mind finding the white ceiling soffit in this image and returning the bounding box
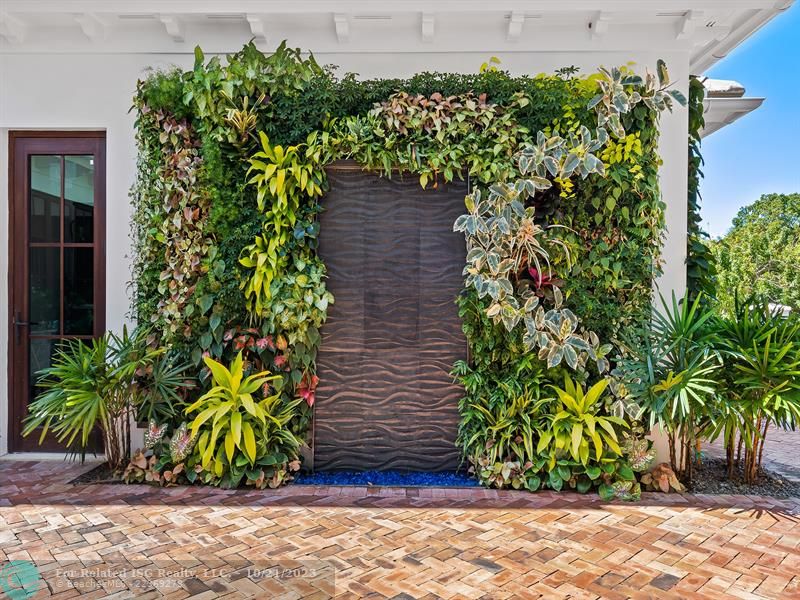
[0,0,794,73]
[701,96,764,137]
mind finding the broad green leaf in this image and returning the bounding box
[230,411,242,446]
[242,421,257,464]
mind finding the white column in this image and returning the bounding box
[650,51,690,465]
[654,52,690,300]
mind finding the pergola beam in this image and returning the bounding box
[507,11,525,42]
[421,13,435,43]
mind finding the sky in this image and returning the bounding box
[700,2,800,238]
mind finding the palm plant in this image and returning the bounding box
[22,327,186,472]
[614,293,720,485]
[713,299,800,483]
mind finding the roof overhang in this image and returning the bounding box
[0,0,793,71]
[699,78,764,137]
[701,96,764,137]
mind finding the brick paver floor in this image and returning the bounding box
[2,460,800,599]
[706,427,800,483]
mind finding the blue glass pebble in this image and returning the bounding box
[295,470,479,487]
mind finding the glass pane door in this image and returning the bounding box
[28,154,97,411]
[10,134,105,452]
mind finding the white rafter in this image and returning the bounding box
[675,9,702,39]
[0,0,792,75]
[333,13,349,43]
[159,15,184,42]
[246,14,267,43]
[75,12,107,41]
[589,11,609,39]
[507,11,525,42]
[421,12,435,43]
[0,1,789,14]
[0,12,26,44]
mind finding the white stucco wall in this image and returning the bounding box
[0,48,689,456]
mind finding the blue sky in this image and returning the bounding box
[700,2,800,238]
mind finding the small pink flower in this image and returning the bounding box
[273,354,287,369]
[301,389,315,407]
[256,337,269,350]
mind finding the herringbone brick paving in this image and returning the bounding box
[2,460,800,599]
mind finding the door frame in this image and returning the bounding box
[7,131,106,452]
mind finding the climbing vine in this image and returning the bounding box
[686,75,717,301]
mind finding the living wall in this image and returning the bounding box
[128,42,683,492]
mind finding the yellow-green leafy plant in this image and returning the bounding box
[247,132,324,225]
[240,132,326,313]
[222,91,265,146]
[538,377,628,467]
[184,353,303,488]
[536,377,635,498]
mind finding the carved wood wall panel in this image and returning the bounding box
[313,166,467,471]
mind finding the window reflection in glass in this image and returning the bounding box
[64,247,94,335]
[65,155,94,243]
[30,155,61,243]
[29,247,60,334]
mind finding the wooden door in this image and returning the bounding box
[313,165,467,471]
[8,132,106,452]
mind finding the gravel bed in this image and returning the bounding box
[689,457,800,498]
[70,462,123,484]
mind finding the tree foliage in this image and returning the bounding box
[712,193,800,314]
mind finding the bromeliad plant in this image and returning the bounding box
[184,353,304,488]
[539,378,626,467]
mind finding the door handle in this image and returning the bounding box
[14,312,28,344]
